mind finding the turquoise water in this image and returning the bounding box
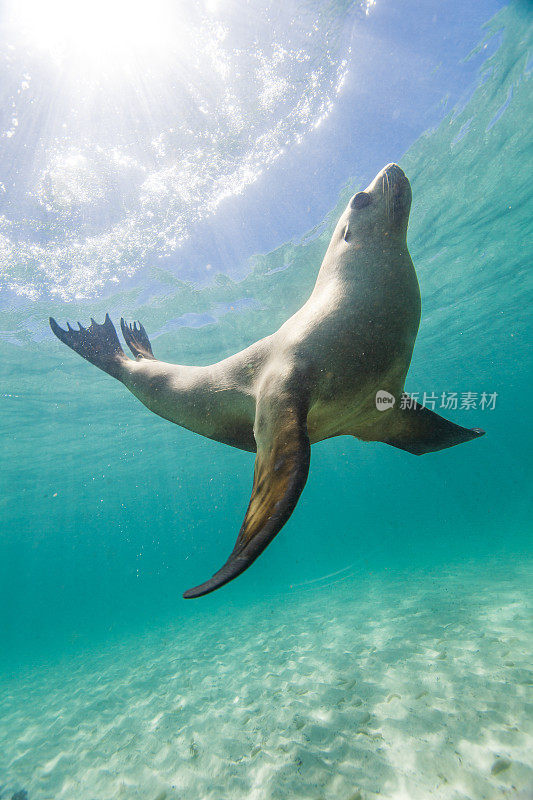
[1,1,532,798]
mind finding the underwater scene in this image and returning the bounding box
[1,0,532,797]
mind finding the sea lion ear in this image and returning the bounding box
[183,389,311,598]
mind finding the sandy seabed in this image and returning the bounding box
[1,559,532,800]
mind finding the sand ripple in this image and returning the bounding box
[1,559,532,799]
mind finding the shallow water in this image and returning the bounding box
[1,0,532,798]
[2,560,532,799]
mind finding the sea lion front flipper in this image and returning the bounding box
[183,393,311,598]
[120,318,156,360]
[381,398,485,455]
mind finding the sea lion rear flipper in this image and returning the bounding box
[49,314,126,378]
[120,318,156,360]
[382,399,485,455]
[183,392,311,598]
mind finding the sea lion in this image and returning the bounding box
[50,163,485,598]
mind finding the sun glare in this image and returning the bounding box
[8,0,176,65]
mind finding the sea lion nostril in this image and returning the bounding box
[384,163,408,188]
[351,191,371,210]
[384,163,403,176]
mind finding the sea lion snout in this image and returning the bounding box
[382,162,407,182]
[372,163,412,228]
[378,163,410,197]
[366,162,409,195]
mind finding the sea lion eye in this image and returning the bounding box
[351,192,371,210]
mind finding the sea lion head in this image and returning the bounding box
[340,163,412,246]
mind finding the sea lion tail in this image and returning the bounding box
[49,314,127,379]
